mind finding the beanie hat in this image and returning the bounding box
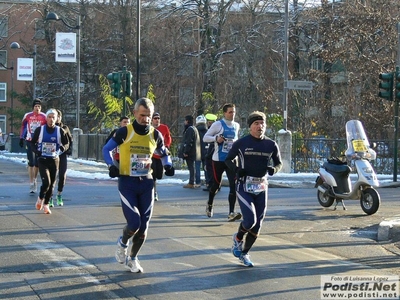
[247,111,266,127]
[46,108,58,118]
[205,113,217,121]
[32,99,42,108]
[153,112,160,118]
[196,115,206,125]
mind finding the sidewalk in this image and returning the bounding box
[0,151,398,188]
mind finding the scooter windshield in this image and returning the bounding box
[344,120,376,161]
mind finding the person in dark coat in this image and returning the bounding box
[195,115,208,186]
[182,115,201,188]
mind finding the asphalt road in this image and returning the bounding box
[1,158,400,299]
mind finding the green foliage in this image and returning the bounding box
[146,84,156,102]
[267,113,283,135]
[87,74,133,133]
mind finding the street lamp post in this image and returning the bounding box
[46,12,81,129]
[136,0,141,100]
[10,42,37,100]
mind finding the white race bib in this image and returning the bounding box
[42,142,57,156]
[130,154,152,176]
[244,176,266,194]
[222,139,233,153]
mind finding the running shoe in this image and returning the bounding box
[57,195,63,206]
[29,183,35,193]
[239,253,254,267]
[125,256,143,273]
[33,180,37,193]
[232,233,243,258]
[154,192,158,201]
[115,236,128,264]
[228,212,242,222]
[49,198,54,207]
[43,204,52,214]
[35,197,44,210]
[206,204,213,218]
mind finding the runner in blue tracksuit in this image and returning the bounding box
[225,111,282,267]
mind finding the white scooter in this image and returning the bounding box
[315,120,381,215]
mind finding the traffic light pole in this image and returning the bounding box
[122,54,128,117]
[394,23,400,182]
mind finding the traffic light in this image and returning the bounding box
[378,72,394,101]
[107,72,122,98]
[125,71,133,96]
[395,69,400,101]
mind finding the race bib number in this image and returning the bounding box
[244,176,266,194]
[42,142,56,156]
[130,154,152,176]
[352,140,367,152]
[222,139,233,153]
[30,121,42,133]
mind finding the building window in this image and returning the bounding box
[0,83,6,102]
[0,16,8,38]
[0,50,7,69]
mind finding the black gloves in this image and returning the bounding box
[108,165,120,178]
[237,168,246,178]
[164,165,175,176]
[19,139,24,148]
[267,166,275,176]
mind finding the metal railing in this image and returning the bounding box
[77,133,397,174]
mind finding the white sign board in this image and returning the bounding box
[55,32,77,63]
[287,80,314,91]
[17,58,33,81]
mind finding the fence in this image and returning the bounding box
[293,138,396,174]
[78,133,397,174]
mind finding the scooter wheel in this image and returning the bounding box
[360,188,380,215]
[317,187,335,207]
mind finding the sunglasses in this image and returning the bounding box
[153,117,160,120]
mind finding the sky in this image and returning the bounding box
[0,151,394,186]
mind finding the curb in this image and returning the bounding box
[378,217,400,242]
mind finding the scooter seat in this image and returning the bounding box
[323,161,352,175]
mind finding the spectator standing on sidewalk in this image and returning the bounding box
[19,99,47,194]
[151,112,172,201]
[181,115,201,189]
[102,97,175,273]
[226,111,282,267]
[31,109,70,215]
[195,115,208,187]
[49,109,73,207]
[203,103,241,221]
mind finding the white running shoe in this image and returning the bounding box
[30,183,35,193]
[43,204,52,214]
[115,237,128,264]
[228,212,242,222]
[239,253,254,267]
[232,233,243,258]
[125,256,143,273]
[35,197,44,210]
[33,180,37,193]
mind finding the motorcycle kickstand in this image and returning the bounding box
[333,199,347,211]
